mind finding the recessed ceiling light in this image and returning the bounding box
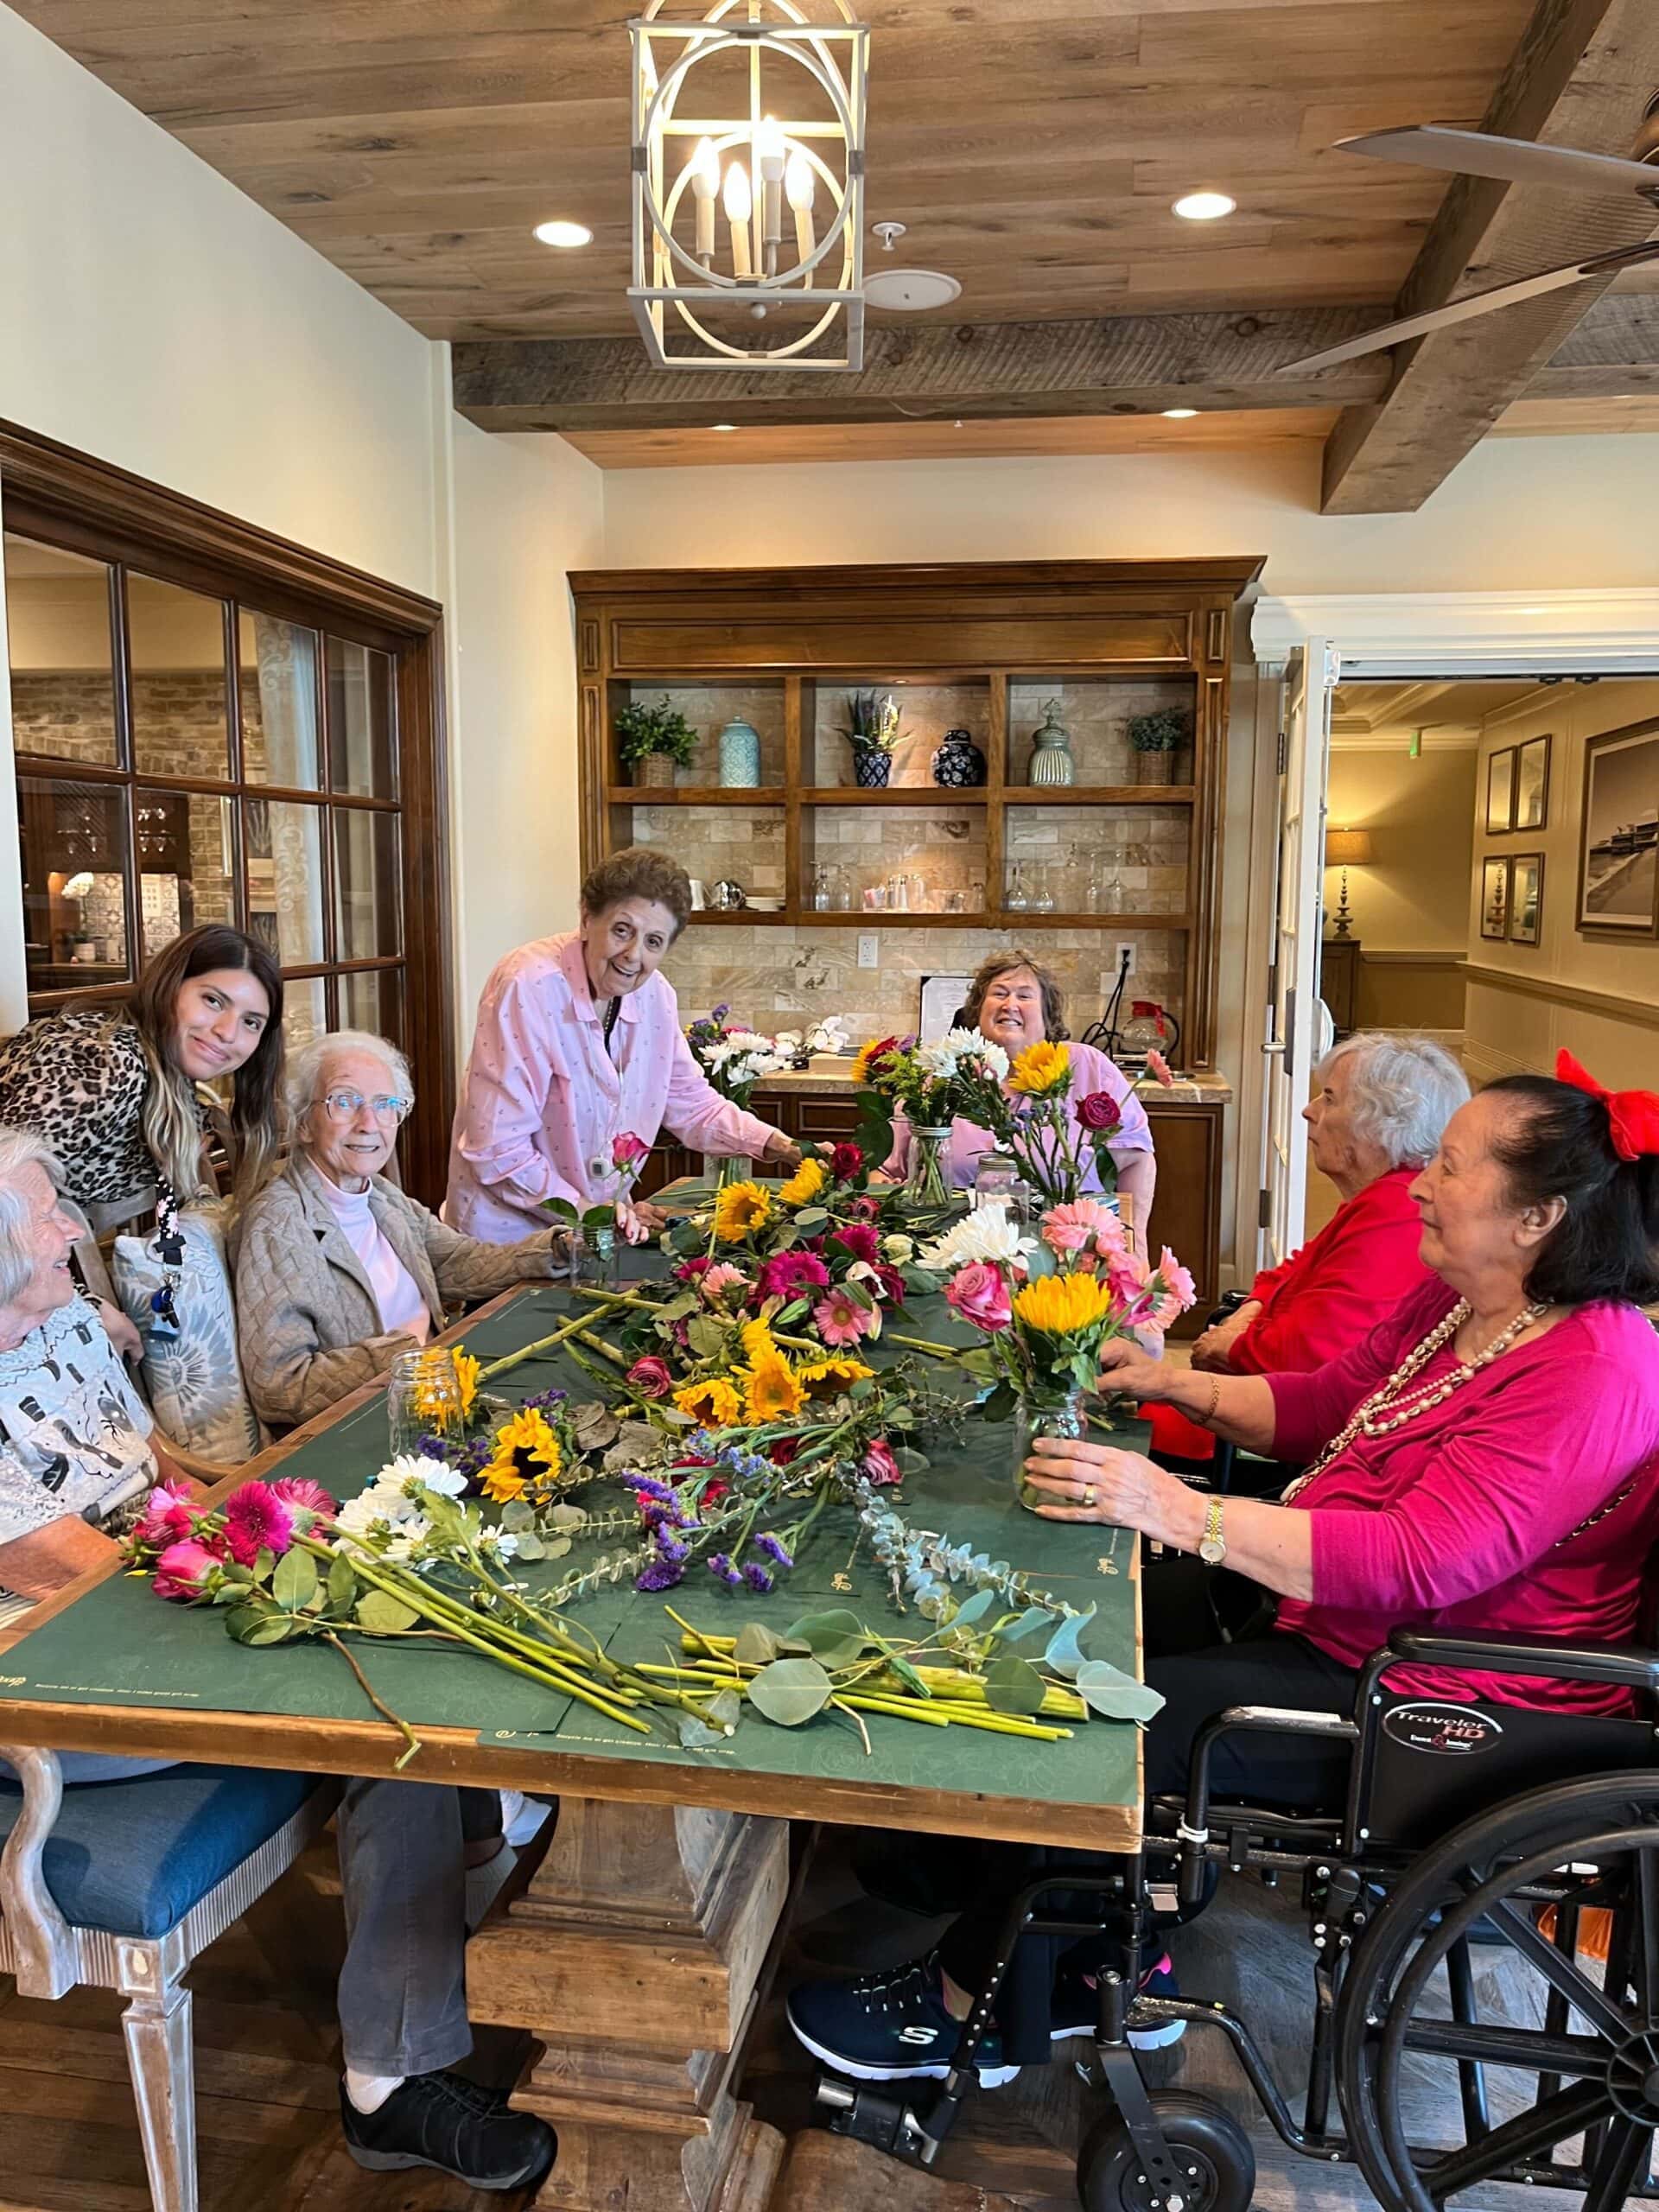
[1162,407,1199,419]
[532,219,593,247]
[711,423,739,432]
[1172,191,1236,222]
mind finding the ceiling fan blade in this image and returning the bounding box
[1336,126,1659,203]
[1278,240,1659,374]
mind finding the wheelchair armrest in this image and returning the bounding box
[1386,1626,1659,1697]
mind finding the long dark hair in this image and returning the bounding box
[1484,1074,1659,1306]
[129,926,285,1201]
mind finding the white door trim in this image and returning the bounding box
[1253,589,1659,674]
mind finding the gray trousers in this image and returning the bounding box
[335,1776,472,2075]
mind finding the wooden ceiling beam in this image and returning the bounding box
[1319,0,1659,516]
[451,292,1659,434]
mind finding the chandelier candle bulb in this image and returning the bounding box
[724,158,753,278]
[690,135,720,263]
[756,116,785,267]
[786,149,817,279]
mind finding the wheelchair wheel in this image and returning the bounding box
[1338,1771,1659,2212]
[1077,2090,1255,2212]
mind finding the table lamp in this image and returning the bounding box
[1324,827,1373,939]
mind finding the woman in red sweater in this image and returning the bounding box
[1152,1032,1468,1467]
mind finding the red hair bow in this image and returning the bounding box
[1555,1050,1659,1163]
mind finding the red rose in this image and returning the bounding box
[847,1194,883,1222]
[675,1255,712,1280]
[1077,1090,1123,1135]
[770,1438,800,1466]
[612,1131,651,1171]
[626,1355,674,1400]
[873,1262,907,1306]
[861,1438,902,1488]
[830,1224,881,1268]
[828,1141,865,1182]
[700,1478,730,1502]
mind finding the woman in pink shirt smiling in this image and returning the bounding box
[448,849,801,1243]
[788,1054,1659,2084]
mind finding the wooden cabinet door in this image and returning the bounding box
[1143,1103,1223,1338]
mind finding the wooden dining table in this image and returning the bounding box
[0,1278,1148,2212]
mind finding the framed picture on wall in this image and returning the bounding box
[1485,747,1516,833]
[1507,853,1543,945]
[1577,718,1659,937]
[1480,856,1510,940]
[1514,734,1551,831]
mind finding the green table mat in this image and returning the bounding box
[0,1286,1147,1815]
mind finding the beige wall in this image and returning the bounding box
[1325,744,1476,1035]
[1465,679,1659,1090]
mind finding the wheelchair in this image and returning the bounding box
[815,1620,1659,2212]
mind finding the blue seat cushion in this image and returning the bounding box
[0,1764,322,1940]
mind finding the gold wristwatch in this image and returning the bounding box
[1198,1496,1227,1567]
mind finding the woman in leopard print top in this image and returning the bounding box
[0,925,286,1220]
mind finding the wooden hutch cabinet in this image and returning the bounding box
[570,558,1261,1330]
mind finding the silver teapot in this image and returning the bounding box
[708,879,747,912]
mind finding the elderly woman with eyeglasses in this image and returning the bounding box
[236,1030,564,1432]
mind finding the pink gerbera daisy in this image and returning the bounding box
[222,1481,296,1567]
[813,1284,880,1349]
[135,1476,195,1550]
[269,1476,335,1520]
[1040,1198,1125,1257]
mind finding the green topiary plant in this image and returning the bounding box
[1126,707,1191,754]
[616,695,699,769]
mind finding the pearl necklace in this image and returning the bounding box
[1281,1298,1548,1503]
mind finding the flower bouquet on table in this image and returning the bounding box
[852,1027,1011,1211]
[941,1037,1126,1211]
[537,1130,652,1286]
[684,1007,794,1189]
[909,1197,1195,1508]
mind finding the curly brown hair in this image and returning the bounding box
[962,950,1069,1042]
[579,846,692,938]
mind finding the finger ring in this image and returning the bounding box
[1083,1486,1096,1508]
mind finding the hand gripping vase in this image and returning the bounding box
[1014,1388,1089,1511]
[904,1126,955,1211]
[718,717,762,789]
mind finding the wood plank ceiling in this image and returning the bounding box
[11,0,1659,505]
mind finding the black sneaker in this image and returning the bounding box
[786,1953,1018,2087]
[1052,1954,1186,2050]
[340,2070,556,2190]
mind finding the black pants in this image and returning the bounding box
[931,1564,1359,2063]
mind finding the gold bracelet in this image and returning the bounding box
[1195,1374,1222,1427]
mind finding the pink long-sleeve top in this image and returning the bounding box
[1268,1279,1659,1714]
[446,932,781,1243]
[882,1041,1154,1189]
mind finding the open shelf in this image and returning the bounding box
[688,908,1194,930]
[607,785,787,806]
[1002,784,1195,804]
[800,786,989,805]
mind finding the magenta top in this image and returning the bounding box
[1268,1280,1659,1713]
[883,1040,1154,1191]
[446,933,779,1242]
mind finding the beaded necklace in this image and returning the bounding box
[1280,1297,1548,1503]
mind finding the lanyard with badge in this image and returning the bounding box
[147,1178,184,1340]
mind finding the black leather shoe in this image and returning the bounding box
[340,2070,556,2190]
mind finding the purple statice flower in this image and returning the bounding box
[683,1430,717,1459]
[743,1563,774,1594]
[416,1433,450,1459]
[628,1474,679,1504]
[753,1532,794,1569]
[521,1386,567,1414]
[706,1552,742,1587]
[653,1531,690,1566]
[635,1559,685,1592]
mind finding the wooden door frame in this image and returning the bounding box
[0,417,456,1205]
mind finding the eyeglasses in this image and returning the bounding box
[316,1089,412,1125]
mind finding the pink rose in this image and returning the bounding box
[135,1476,195,1550]
[613,1131,651,1172]
[755,1251,831,1302]
[153,1536,226,1603]
[830,1224,881,1268]
[944,1261,1013,1333]
[627,1356,674,1400]
[1077,1089,1123,1135]
[861,1438,902,1488]
[847,1195,883,1222]
[223,1482,296,1567]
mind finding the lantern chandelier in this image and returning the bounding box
[627,0,869,372]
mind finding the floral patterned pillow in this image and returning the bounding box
[111,1205,264,1466]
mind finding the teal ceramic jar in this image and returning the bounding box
[718,718,762,787]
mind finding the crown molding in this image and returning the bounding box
[1253,590,1659,674]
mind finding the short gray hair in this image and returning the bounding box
[0,1128,65,1308]
[286,1030,414,1126]
[1318,1032,1470,1171]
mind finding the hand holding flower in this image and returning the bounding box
[1095,1336,1175,1402]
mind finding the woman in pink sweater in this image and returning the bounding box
[788,1054,1659,2084]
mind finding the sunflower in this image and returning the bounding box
[479,1406,561,1503]
[1007,1039,1071,1097]
[778,1155,827,1209]
[713,1179,773,1242]
[742,1344,806,1425]
[673,1376,742,1427]
[1013,1271,1116,1336]
[740,1317,783,1366]
[454,1350,480,1421]
[795,1354,875,1400]
[851,1034,899,1085]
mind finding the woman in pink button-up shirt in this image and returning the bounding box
[447,849,800,1243]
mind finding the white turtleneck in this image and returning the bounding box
[314,1173,431,1344]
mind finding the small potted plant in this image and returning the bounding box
[616,694,699,789]
[1126,706,1191,787]
[839,690,908,789]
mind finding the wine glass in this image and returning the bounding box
[1006,863,1029,912]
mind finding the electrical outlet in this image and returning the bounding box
[1115,941,1137,977]
[858,933,879,969]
